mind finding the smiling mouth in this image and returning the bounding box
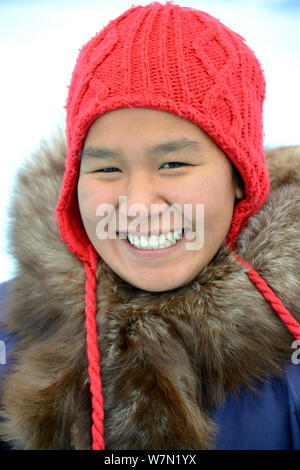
[125,228,185,250]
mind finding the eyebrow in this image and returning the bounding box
[80,138,201,160]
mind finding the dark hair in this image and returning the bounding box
[230,161,244,193]
[230,161,244,207]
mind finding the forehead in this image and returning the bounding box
[91,107,194,125]
[83,107,211,148]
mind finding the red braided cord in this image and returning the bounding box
[84,248,105,450]
[235,253,300,340]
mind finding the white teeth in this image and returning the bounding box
[127,229,183,249]
[149,236,159,248]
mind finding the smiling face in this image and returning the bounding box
[77,108,244,292]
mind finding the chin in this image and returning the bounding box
[124,274,192,293]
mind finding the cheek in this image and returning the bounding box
[77,178,116,228]
[186,171,235,231]
[203,176,236,232]
[77,179,96,227]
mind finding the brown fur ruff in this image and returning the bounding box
[0,131,299,449]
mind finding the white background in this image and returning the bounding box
[0,0,300,282]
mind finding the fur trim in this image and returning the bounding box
[0,131,299,449]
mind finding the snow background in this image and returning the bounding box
[0,0,299,282]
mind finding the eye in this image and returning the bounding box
[95,167,120,173]
[94,162,187,172]
[160,162,187,169]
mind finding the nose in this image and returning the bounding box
[118,170,168,234]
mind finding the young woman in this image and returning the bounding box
[0,2,299,450]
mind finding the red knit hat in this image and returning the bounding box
[55,1,300,450]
